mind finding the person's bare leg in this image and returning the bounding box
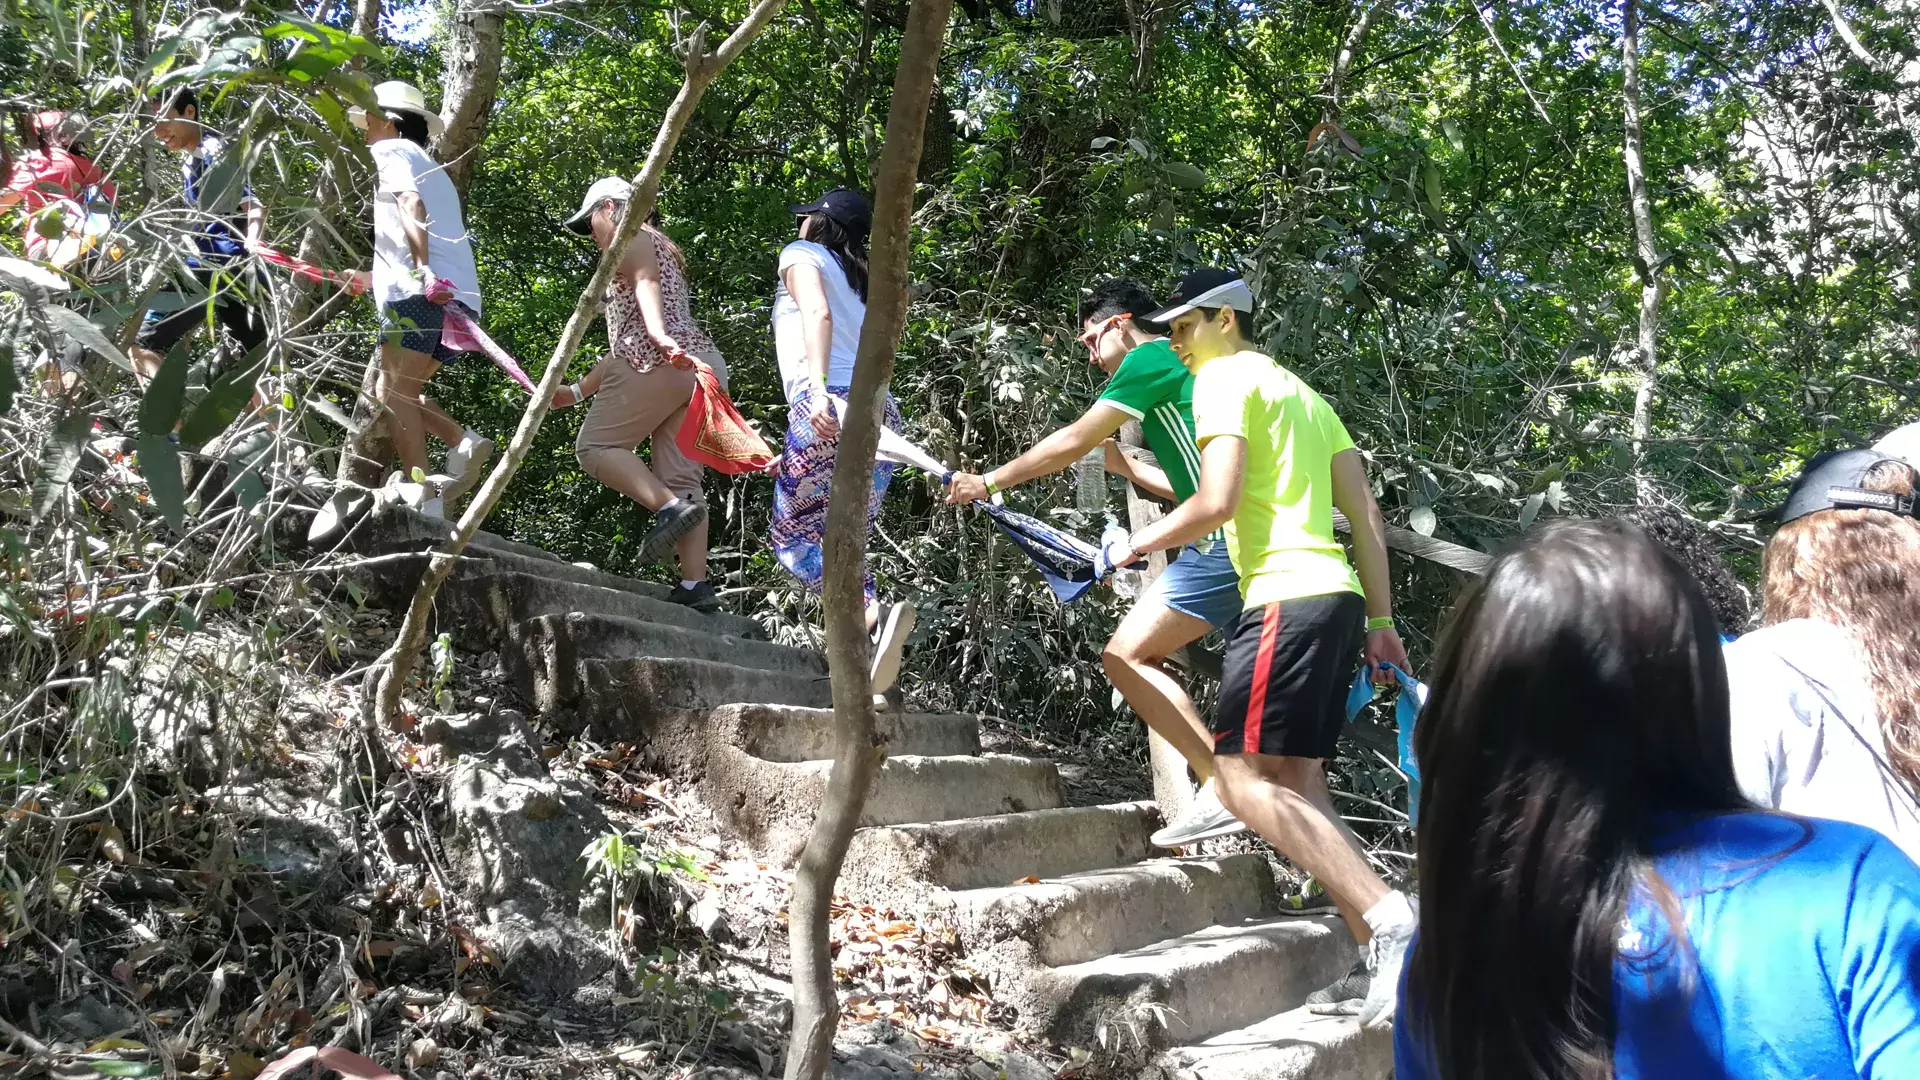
[379,343,437,478]
[1103,600,1219,781]
[130,344,164,385]
[582,446,674,513]
[419,395,465,448]
[674,509,710,581]
[1213,752,1389,945]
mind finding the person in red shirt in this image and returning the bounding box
[1,111,116,262]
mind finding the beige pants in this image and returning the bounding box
[575,349,730,504]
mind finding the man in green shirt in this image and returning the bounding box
[945,279,1248,847]
[1111,269,1415,1029]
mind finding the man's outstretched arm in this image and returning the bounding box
[1118,435,1244,557]
[946,404,1128,503]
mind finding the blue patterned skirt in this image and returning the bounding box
[770,386,901,605]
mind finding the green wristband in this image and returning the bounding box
[1366,615,1396,632]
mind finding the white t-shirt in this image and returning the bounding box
[1724,618,1920,864]
[371,139,481,315]
[771,240,864,403]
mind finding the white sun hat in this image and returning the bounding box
[1874,422,1920,467]
[348,81,446,138]
[562,176,636,235]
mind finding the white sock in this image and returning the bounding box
[680,579,702,590]
[1363,890,1416,936]
[462,427,483,445]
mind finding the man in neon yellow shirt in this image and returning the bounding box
[946,279,1248,847]
[1110,269,1415,1029]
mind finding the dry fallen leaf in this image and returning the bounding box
[404,1038,438,1069]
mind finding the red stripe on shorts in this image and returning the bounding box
[1243,603,1283,752]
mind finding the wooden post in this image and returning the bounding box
[1115,422,1194,819]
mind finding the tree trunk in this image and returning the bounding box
[1621,0,1664,504]
[434,0,506,202]
[1318,0,1382,120]
[782,2,953,1077]
[373,0,791,728]
[322,0,391,487]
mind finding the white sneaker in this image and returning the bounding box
[441,428,493,505]
[420,494,446,520]
[868,602,915,695]
[1357,908,1416,1029]
[1149,780,1248,848]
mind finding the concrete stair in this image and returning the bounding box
[347,505,1391,1079]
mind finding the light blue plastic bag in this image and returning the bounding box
[1346,662,1428,825]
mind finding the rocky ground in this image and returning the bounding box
[1,579,1165,1080]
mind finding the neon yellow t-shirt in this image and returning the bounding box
[1189,349,1363,610]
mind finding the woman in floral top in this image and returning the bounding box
[554,177,730,612]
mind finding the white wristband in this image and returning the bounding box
[568,382,584,401]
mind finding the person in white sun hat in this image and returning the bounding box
[349,80,490,519]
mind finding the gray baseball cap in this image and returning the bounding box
[562,176,634,235]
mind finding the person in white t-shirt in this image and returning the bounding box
[1723,448,1920,862]
[768,189,914,695]
[350,81,491,518]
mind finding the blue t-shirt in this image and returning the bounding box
[181,133,252,265]
[1396,814,1920,1079]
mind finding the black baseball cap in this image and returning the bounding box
[1142,268,1256,327]
[789,188,872,240]
[1776,448,1917,526]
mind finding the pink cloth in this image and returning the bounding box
[440,301,535,393]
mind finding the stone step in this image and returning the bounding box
[950,854,1279,967]
[1018,916,1356,1047]
[562,656,831,720]
[842,803,1160,896]
[718,704,980,762]
[863,754,1062,825]
[359,508,775,641]
[1162,1007,1392,1080]
[507,613,822,710]
[440,571,764,650]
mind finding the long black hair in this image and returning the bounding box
[804,213,869,303]
[383,108,431,149]
[1406,518,1750,1079]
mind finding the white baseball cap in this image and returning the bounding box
[1874,421,1920,466]
[563,176,635,235]
[348,81,446,138]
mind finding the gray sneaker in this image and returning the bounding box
[1358,910,1415,1029]
[640,498,705,564]
[1149,780,1248,848]
[1305,961,1369,1016]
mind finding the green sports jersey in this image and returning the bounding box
[1094,339,1222,545]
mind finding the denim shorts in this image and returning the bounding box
[1140,539,1242,630]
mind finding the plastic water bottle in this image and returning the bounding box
[1075,449,1105,512]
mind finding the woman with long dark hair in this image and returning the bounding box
[769,188,914,693]
[1398,518,1920,1079]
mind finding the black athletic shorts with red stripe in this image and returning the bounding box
[1212,591,1366,759]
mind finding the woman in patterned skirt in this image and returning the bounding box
[770,188,914,694]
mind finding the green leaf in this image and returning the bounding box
[0,344,17,417]
[139,344,190,436]
[137,436,185,531]
[1089,136,1118,150]
[1423,159,1445,219]
[1408,505,1437,537]
[1441,117,1465,152]
[43,305,133,374]
[177,344,270,449]
[89,1059,160,1077]
[210,587,235,608]
[31,412,94,523]
[1125,137,1153,161]
[1161,162,1207,190]
[1517,491,1546,528]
